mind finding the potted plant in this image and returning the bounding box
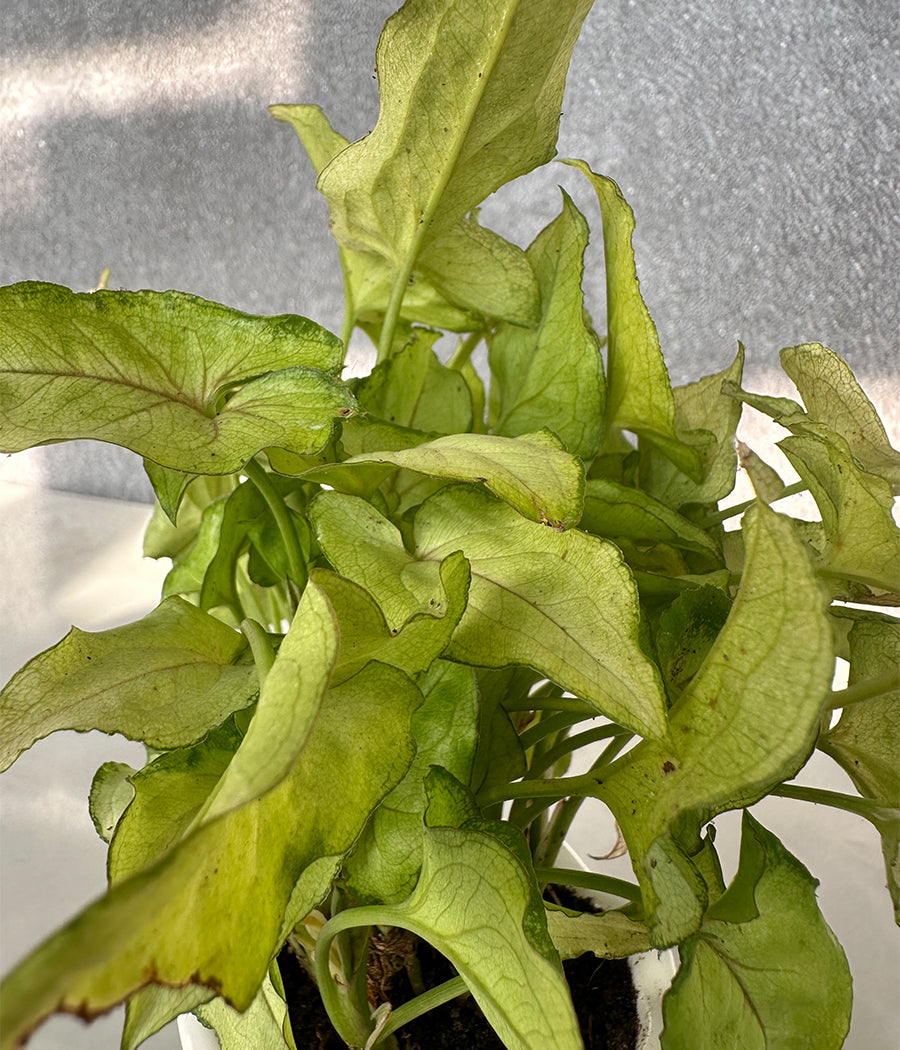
[1,0,897,1047]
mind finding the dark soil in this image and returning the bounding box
[277,888,639,1049]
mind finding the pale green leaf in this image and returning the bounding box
[545,906,651,960]
[310,428,586,529]
[273,102,541,330]
[88,762,136,846]
[123,987,214,1050]
[581,478,721,557]
[0,283,354,473]
[374,770,583,1050]
[563,161,702,481]
[736,442,787,503]
[310,490,445,632]
[196,970,293,1050]
[0,597,257,770]
[143,460,194,524]
[779,430,900,593]
[317,0,594,263]
[661,813,851,1050]
[780,342,900,484]
[310,551,470,686]
[354,341,473,435]
[197,582,339,820]
[345,661,480,902]
[597,503,833,942]
[0,663,420,1049]
[161,497,227,599]
[820,617,900,921]
[640,346,745,508]
[415,484,669,740]
[417,216,541,325]
[109,723,243,883]
[143,475,237,563]
[490,190,605,459]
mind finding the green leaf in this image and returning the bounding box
[820,617,900,921]
[597,503,833,942]
[271,103,486,332]
[654,586,733,700]
[196,970,294,1050]
[0,282,355,473]
[374,768,583,1050]
[199,581,339,820]
[143,474,237,562]
[736,442,788,503]
[143,460,195,524]
[489,190,605,459]
[310,551,470,686]
[780,342,900,484]
[345,661,481,902]
[779,429,900,593]
[416,216,541,326]
[310,490,445,632]
[581,478,721,558]
[109,723,243,883]
[640,346,745,508]
[0,663,420,1049]
[0,597,258,770]
[316,0,594,265]
[354,341,473,435]
[563,161,702,481]
[661,813,851,1050]
[88,762,136,846]
[415,485,669,740]
[310,428,586,529]
[545,906,651,960]
[123,987,213,1050]
[161,496,228,599]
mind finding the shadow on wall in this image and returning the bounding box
[1,0,897,499]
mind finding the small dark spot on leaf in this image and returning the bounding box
[662,760,676,775]
[649,859,658,869]
[709,696,718,709]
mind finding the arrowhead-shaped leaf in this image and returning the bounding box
[310,551,470,686]
[581,478,721,558]
[0,663,420,1050]
[345,661,481,902]
[0,282,354,473]
[597,503,833,940]
[563,161,702,481]
[820,616,900,921]
[779,429,900,593]
[489,190,605,458]
[0,597,257,770]
[640,346,745,508]
[271,103,539,328]
[780,342,900,484]
[309,428,585,528]
[316,0,594,265]
[415,485,669,740]
[373,768,583,1050]
[661,813,851,1050]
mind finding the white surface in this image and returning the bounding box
[0,481,178,1050]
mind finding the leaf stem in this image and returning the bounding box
[827,669,900,710]
[243,458,308,593]
[701,480,807,527]
[771,783,897,823]
[446,331,482,370]
[479,773,593,809]
[240,618,275,685]
[534,867,642,903]
[375,977,467,1043]
[377,261,415,365]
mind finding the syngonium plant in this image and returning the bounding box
[0,1,898,1047]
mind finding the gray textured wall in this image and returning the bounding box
[2,0,897,501]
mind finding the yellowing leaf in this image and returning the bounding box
[0,283,354,473]
[0,597,257,771]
